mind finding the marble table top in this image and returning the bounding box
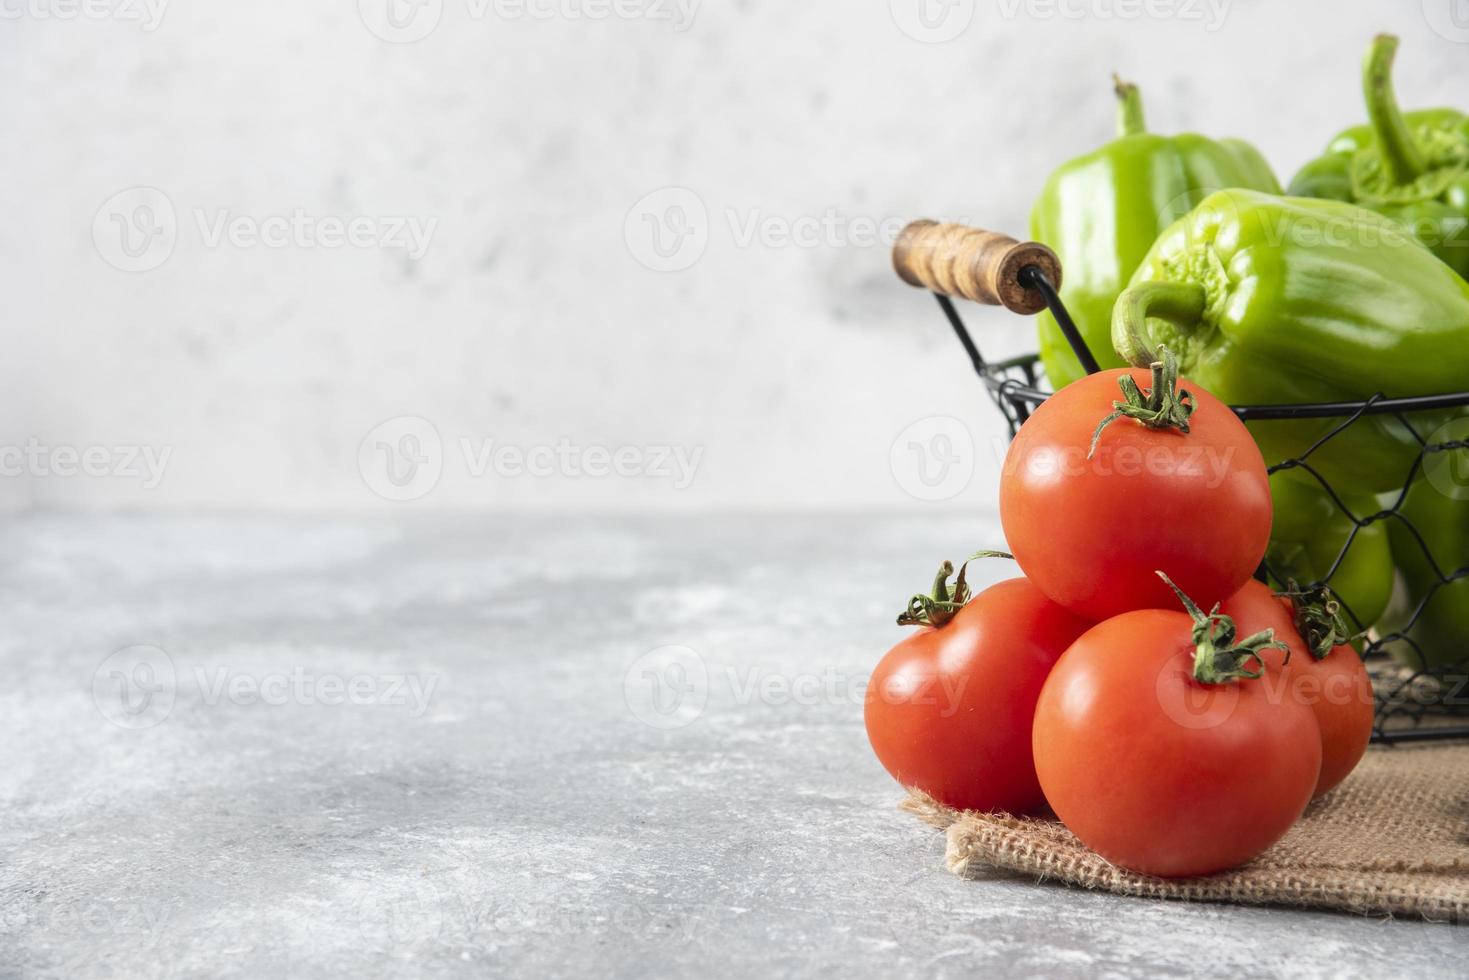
[1,514,1460,978]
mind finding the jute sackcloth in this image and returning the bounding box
[902,742,1469,920]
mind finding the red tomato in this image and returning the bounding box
[999,364,1271,621]
[1220,581,1375,798]
[1296,648,1374,796]
[1032,607,1321,878]
[1289,645,1374,797]
[865,576,1090,814]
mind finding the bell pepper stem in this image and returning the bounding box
[1112,281,1207,367]
[1363,33,1425,187]
[1113,75,1147,137]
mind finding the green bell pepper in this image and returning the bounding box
[1265,472,1392,635]
[1288,35,1469,279]
[1112,188,1469,491]
[1381,413,1469,673]
[1029,78,1280,391]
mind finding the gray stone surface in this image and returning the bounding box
[0,514,1462,978]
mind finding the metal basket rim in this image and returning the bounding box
[982,354,1469,422]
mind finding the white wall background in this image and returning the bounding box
[5,0,1468,513]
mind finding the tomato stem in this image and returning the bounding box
[1157,572,1290,685]
[897,551,1014,628]
[1276,581,1361,660]
[1088,347,1196,459]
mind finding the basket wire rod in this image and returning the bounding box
[1262,394,1387,470]
[1372,725,1469,744]
[1018,266,1103,376]
[1234,390,1469,421]
[933,293,987,379]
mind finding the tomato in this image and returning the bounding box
[1000,359,1271,621]
[1032,598,1320,878]
[1220,580,1375,799]
[1298,647,1375,797]
[865,572,1090,814]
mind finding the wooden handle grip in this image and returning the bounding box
[892,220,1061,315]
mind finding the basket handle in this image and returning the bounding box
[892,220,1061,316]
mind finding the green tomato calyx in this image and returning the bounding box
[1088,347,1197,459]
[1158,572,1290,685]
[1278,581,1361,660]
[897,552,1013,628]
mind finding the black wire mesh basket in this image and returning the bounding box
[893,220,1469,744]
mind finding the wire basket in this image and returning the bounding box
[894,220,1469,744]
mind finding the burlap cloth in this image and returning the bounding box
[902,742,1469,920]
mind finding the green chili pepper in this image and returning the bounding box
[1265,472,1392,636]
[1381,414,1469,673]
[1028,78,1280,391]
[1287,34,1469,279]
[1112,188,1469,491]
